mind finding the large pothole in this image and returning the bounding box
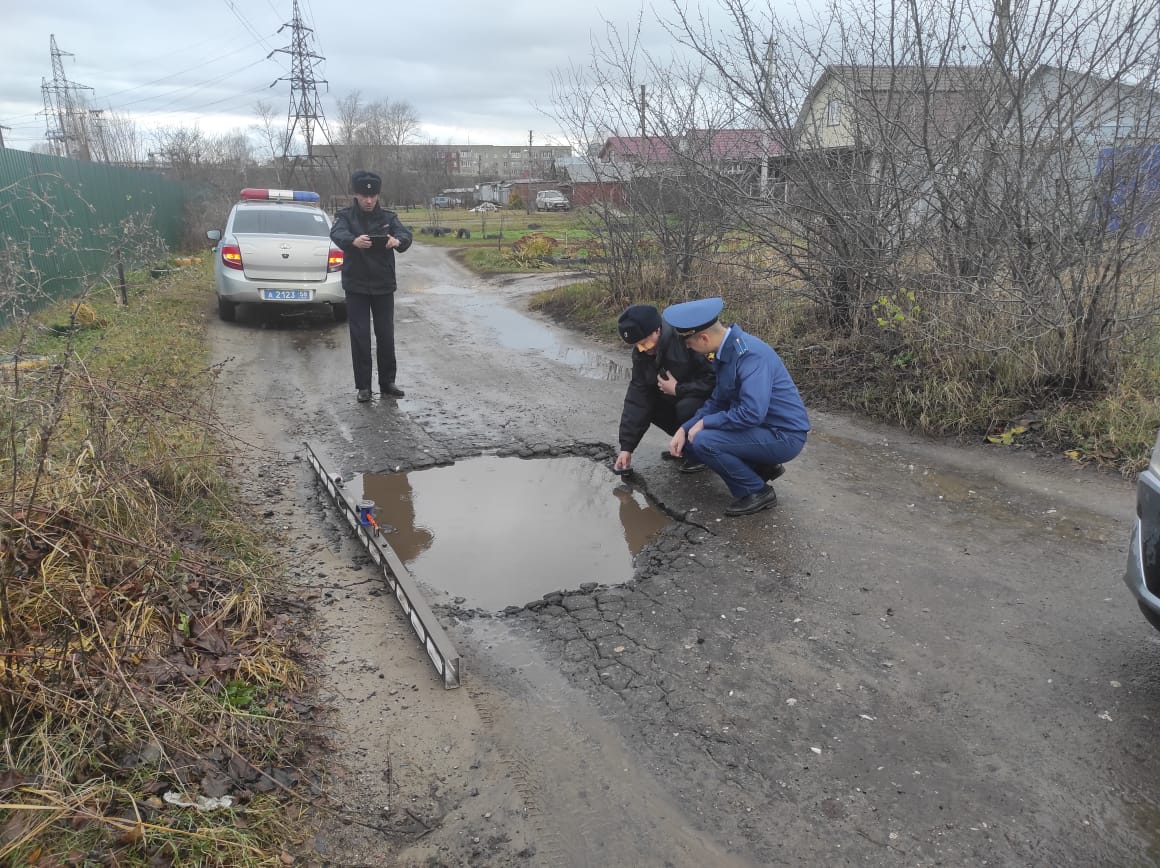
[361,455,671,610]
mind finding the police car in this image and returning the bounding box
[206,188,347,322]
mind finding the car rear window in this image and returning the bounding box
[232,208,330,236]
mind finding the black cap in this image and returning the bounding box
[617,304,662,344]
[351,170,381,196]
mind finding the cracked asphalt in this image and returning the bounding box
[211,241,1160,867]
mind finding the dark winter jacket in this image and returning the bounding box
[329,201,413,294]
[619,321,716,453]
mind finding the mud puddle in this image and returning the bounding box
[360,455,671,610]
[458,297,629,381]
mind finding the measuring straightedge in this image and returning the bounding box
[304,441,461,688]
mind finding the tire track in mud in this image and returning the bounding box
[461,622,757,868]
[470,688,571,868]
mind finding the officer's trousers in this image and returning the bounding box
[685,427,807,497]
[346,290,395,390]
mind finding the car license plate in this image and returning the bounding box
[261,289,312,301]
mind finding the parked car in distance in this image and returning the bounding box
[535,190,570,211]
[1124,429,1160,631]
[430,195,453,208]
[205,188,346,323]
[470,202,499,212]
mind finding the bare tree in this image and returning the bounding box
[151,125,209,180]
[95,109,142,165]
[251,100,286,185]
[549,14,737,299]
[659,0,1160,393]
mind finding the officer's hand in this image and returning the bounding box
[687,419,705,443]
[670,428,687,458]
[614,451,632,471]
[657,371,677,396]
[353,234,372,249]
[385,235,400,249]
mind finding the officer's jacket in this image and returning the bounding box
[685,325,810,435]
[619,321,716,453]
[329,202,413,294]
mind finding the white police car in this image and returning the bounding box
[1125,430,1160,631]
[206,188,346,322]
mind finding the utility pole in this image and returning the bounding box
[271,0,340,192]
[0,124,9,150]
[759,38,776,198]
[527,129,533,214]
[991,0,1011,68]
[639,85,647,138]
[40,35,93,160]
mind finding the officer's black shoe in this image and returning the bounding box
[679,458,707,474]
[757,463,786,482]
[356,388,371,403]
[381,383,405,398]
[724,485,778,516]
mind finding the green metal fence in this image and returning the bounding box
[0,148,187,319]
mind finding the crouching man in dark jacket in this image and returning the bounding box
[614,304,716,475]
[330,170,413,403]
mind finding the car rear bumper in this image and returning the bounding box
[1124,467,1160,621]
[215,268,345,304]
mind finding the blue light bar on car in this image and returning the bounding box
[239,188,321,203]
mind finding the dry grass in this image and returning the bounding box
[530,237,1160,474]
[1,264,311,865]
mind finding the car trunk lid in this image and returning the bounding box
[237,235,330,282]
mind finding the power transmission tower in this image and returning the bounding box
[39,35,93,160]
[270,0,339,191]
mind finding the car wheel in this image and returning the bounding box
[1138,600,1160,632]
[332,302,348,323]
[217,296,237,322]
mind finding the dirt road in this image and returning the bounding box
[210,243,1160,867]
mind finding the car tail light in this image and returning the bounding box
[327,248,344,272]
[220,244,244,270]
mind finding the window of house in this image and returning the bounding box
[826,99,842,127]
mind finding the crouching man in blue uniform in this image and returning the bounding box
[663,297,810,516]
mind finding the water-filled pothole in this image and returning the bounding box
[360,455,672,611]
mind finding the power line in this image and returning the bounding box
[97,38,275,102]
[271,0,339,189]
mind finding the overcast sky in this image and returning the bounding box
[0,0,782,154]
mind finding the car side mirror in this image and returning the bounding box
[206,229,221,243]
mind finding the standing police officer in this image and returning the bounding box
[330,170,413,403]
[664,297,810,516]
[614,304,716,475]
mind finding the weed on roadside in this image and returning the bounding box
[1,263,310,865]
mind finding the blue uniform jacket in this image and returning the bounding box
[684,325,810,435]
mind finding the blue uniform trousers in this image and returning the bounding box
[685,427,806,498]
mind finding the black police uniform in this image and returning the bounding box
[619,320,716,455]
[329,171,413,396]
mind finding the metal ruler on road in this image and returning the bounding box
[305,441,461,688]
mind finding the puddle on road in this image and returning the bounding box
[463,299,629,381]
[360,456,671,611]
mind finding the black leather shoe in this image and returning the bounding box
[724,485,778,516]
[381,383,405,398]
[757,463,786,482]
[679,458,707,474]
[356,388,371,403]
